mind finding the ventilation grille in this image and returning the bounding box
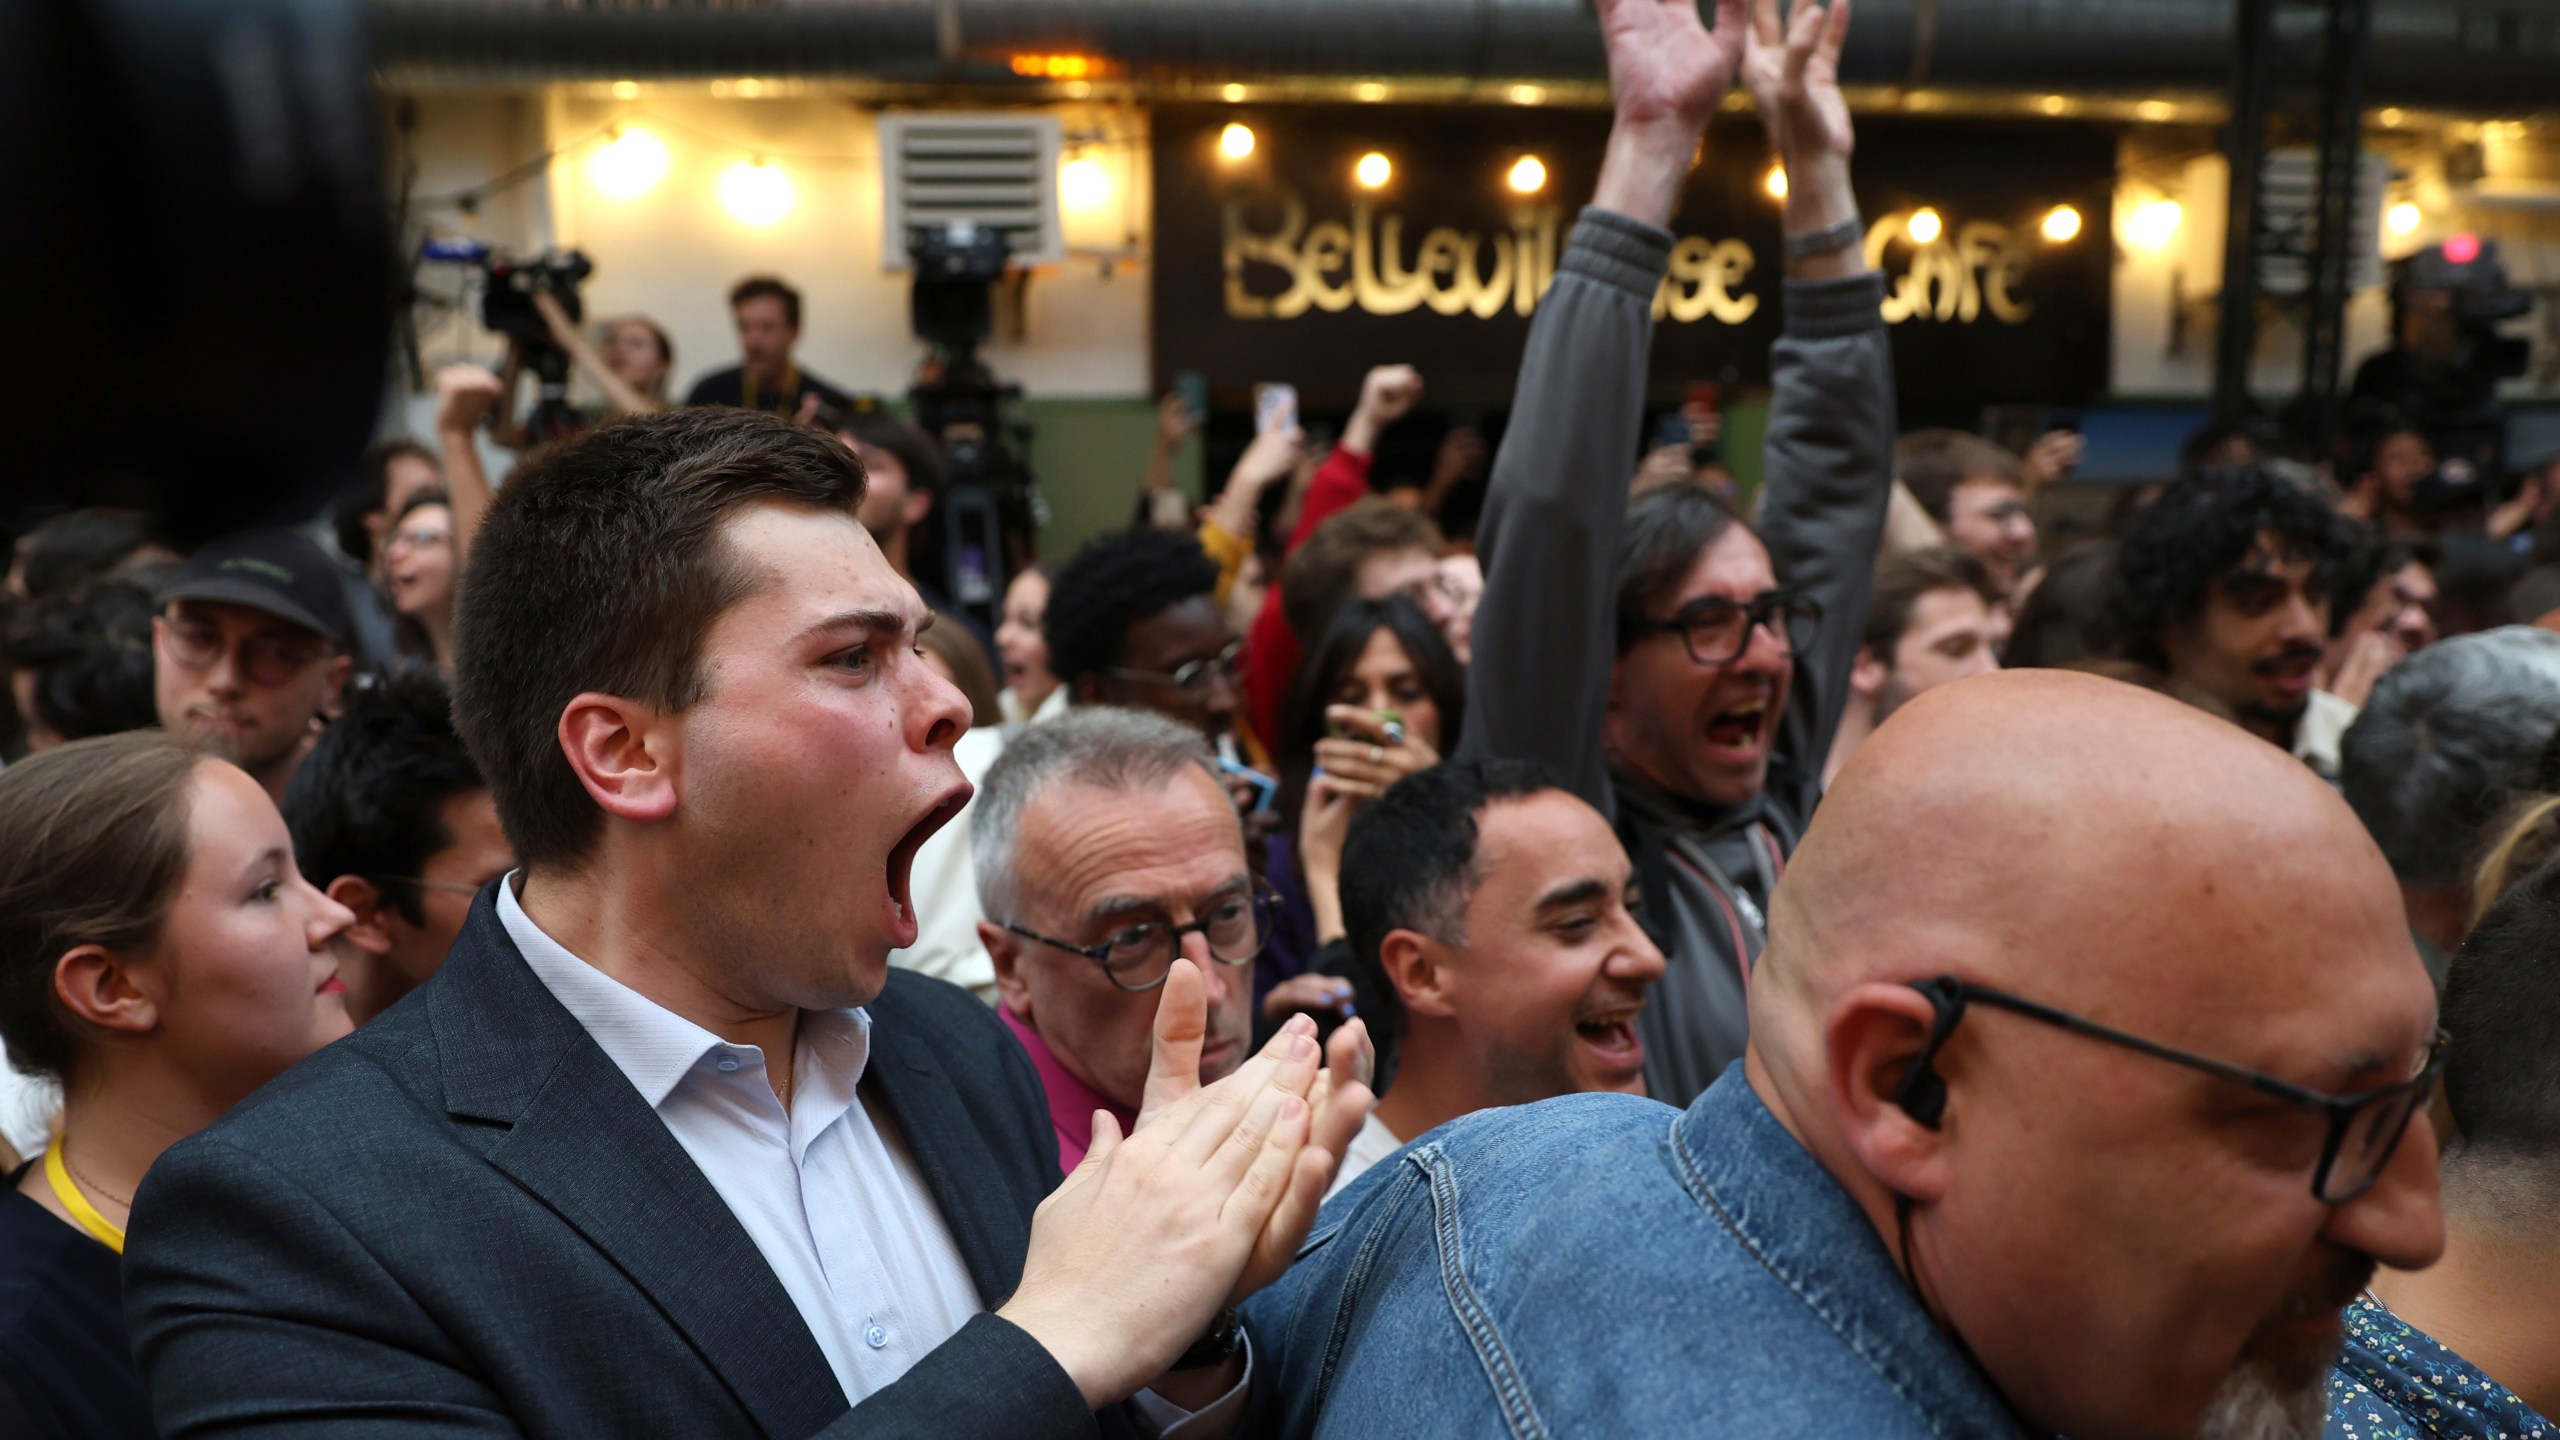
[879,113,1062,267]
[2256,148,2391,296]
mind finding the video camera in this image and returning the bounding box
[905,221,1042,630]
[420,238,596,443]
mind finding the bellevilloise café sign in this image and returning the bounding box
[1150,105,2115,410]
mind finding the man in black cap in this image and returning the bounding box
[153,530,355,802]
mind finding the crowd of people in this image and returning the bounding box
[0,0,2554,1436]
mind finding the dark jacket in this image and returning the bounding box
[122,886,1123,1440]
[1455,207,1896,1105]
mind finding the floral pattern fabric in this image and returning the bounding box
[2325,1294,2553,1439]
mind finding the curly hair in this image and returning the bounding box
[1042,528,1221,688]
[2108,465,2363,670]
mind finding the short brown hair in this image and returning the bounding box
[450,408,867,867]
[729,275,802,330]
[1862,546,1998,658]
[1281,498,1442,642]
[0,731,203,1084]
[1896,429,2024,522]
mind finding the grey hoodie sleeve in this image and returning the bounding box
[1762,272,1896,776]
[1454,208,1672,817]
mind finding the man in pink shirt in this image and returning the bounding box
[972,707,1268,1169]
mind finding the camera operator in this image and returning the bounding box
[684,276,856,425]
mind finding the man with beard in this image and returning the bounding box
[1453,0,1894,1106]
[151,531,355,803]
[1822,547,2001,786]
[1250,667,2447,1440]
[2112,465,2367,780]
[1324,758,1667,1198]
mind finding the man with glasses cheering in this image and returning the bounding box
[152,529,354,802]
[971,707,1290,1170]
[1248,666,2446,1439]
[1047,527,1264,762]
[1450,0,1894,1105]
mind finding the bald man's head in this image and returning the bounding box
[1746,670,2443,1440]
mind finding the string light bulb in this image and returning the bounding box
[2040,204,2083,243]
[1507,155,1548,194]
[1355,151,1392,189]
[1222,83,1247,103]
[1061,155,1111,212]
[2386,201,2421,237]
[717,158,794,227]
[2128,198,2183,251]
[1907,207,1944,245]
[588,127,670,201]
[1763,163,1788,201]
[1219,122,1256,160]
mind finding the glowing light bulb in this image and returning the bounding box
[1507,155,1547,194]
[2443,231,2481,264]
[1222,83,1246,103]
[611,80,640,100]
[1356,82,1387,103]
[717,159,794,227]
[1219,122,1256,160]
[2039,94,2067,116]
[2386,201,2421,237]
[1907,207,1944,245]
[1509,84,1545,105]
[2040,204,2083,243]
[587,127,670,201]
[1355,151,1392,189]
[1763,163,1788,200]
[2137,99,2175,122]
[1061,155,1110,212]
[2129,198,2183,251]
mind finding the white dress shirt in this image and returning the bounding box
[500,881,982,1405]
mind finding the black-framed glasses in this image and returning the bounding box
[1003,890,1283,993]
[1107,640,1241,696]
[1626,591,1822,667]
[1907,976,2445,1204]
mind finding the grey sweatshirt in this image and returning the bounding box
[1455,206,1897,1105]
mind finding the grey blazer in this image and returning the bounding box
[123,885,1124,1439]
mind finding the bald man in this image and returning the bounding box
[1241,670,2446,1439]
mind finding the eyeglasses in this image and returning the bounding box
[382,526,451,555]
[1625,591,1822,667]
[1906,976,2445,1204]
[158,616,330,688]
[1003,890,1282,993]
[1107,640,1242,696]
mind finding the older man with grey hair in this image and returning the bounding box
[2341,625,2560,974]
[972,706,1273,1171]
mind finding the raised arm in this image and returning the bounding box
[532,291,659,419]
[1742,0,1897,775]
[431,365,506,567]
[1453,0,1747,811]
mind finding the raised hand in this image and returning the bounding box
[433,364,505,437]
[1592,0,1748,226]
[1345,365,1423,454]
[1743,0,1854,166]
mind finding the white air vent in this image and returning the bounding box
[2256,148,2390,296]
[879,112,1063,267]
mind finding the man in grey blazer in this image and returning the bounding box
[122,407,1374,1438]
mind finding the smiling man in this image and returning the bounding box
[123,408,1374,1438]
[972,708,1266,1171]
[1452,0,1893,1106]
[1327,758,1666,1198]
[2113,465,2369,779]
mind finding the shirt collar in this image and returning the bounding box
[497,875,874,1127]
[1672,1065,2035,1439]
[999,1004,1134,1157]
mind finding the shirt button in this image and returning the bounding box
[716,1058,741,1072]
[864,1324,889,1350]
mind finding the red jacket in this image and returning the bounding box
[1244,445,1373,745]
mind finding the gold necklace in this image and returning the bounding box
[61,1143,133,1211]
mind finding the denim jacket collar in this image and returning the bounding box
[1672,1066,2042,1440]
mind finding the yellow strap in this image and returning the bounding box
[43,1137,125,1254]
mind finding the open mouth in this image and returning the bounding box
[1703,698,1770,753]
[1573,1004,1645,1063]
[885,784,972,944]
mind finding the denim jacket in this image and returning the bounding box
[1242,1065,2036,1438]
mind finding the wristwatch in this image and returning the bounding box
[1170,1308,1242,1371]
[1784,215,1864,260]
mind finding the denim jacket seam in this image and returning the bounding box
[1669,1116,1965,1438]
[1422,1145,1551,1440]
[1311,1155,1424,1414]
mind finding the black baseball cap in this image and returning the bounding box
[156,530,352,649]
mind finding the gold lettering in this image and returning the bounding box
[1297,221,1355,315]
[1870,215,2035,326]
[1353,203,1431,316]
